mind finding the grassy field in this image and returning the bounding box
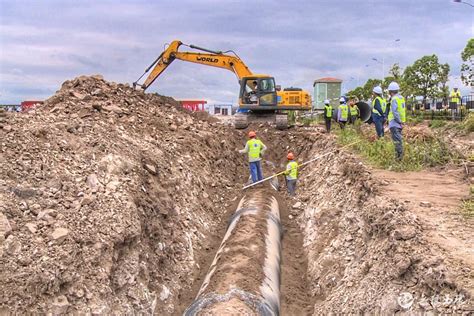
[336,122,460,171]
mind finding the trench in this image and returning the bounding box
[174,128,317,315]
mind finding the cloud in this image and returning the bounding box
[0,0,472,104]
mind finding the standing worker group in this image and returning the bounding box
[371,86,387,138]
[337,97,349,129]
[387,82,406,160]
[239,131,267,183]
[285,152,298,196]
[323,99,333,133]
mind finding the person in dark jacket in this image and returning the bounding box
[371,86,387,138]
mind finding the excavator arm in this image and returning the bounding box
[134,40,253,90]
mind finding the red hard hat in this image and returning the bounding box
[248,131,256,138]
[287,152,294,160]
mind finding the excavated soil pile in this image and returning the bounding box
[0,75,246,314]
[297,135,473,314]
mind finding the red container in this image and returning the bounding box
[20,100,43,112]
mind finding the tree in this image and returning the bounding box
[438,63,450,98]
[347,86,364,100]
[347,78,382,101]
[362,78,382,100]
[389,63,402,81]
[383,63,404,91]
[461,38,474,88]
[402,54,450,103]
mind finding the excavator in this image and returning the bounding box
[133,40,311,129]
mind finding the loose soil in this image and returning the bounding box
[373,168,474,296]
[1,76,473,314]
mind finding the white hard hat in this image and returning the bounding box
[373,86,383,95]
[339,97,346,103]
[324,99,330,104]
[388,81,400,91]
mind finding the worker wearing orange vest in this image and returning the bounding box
[239,131,267,183]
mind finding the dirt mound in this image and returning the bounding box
[297,136,473,314]
[0,75,246,314]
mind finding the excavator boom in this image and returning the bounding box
[134,40,312,130]
[136,40,253,90]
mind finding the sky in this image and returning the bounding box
[0,0,473,104]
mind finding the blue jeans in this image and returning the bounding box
[286,179,297,196]
[390,127,403,160]
[249,161,263,183]
[373,114,384,137]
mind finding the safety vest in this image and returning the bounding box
[388,95,406,123]
[339,104,348,120]
[350,105,358,116]
[247,139,264,160]
[324,104,332,118]
[286,161,298,180]
[450,90,461,104]
[372,96,387,115]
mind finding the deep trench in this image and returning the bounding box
[174,128,317,315]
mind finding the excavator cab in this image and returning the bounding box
[239,76,277,107]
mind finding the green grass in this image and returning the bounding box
[459,186,474,218]
[336,126,459,171]
[429,119,447,129]
[460,200,474,218]
[462,113,474,132]
[407,114,424,125]
[298,114,323,126]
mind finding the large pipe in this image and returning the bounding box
[184,189,282,315]
[356,101,372,123]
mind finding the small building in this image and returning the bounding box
[179,100,207,111]
[207,104,233,116]
[313,77,342,110]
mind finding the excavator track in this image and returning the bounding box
[275,114,288,130]
[234,114,249,129]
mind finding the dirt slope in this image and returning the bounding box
[373,168,474,296]
[0,75,246,314]
[297,134,473,314]
[1,76,472,314]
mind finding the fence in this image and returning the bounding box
[405,94,473,121]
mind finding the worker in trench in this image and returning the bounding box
[337,97,349,129]
[323,99,333,133]
[284,152,299,196]
[238,131,267,183]
[387,81,406,160]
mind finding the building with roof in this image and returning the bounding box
[313,77,343,110]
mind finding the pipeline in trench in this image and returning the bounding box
[184,188,282,315]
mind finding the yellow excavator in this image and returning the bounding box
[133,40,311,129]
